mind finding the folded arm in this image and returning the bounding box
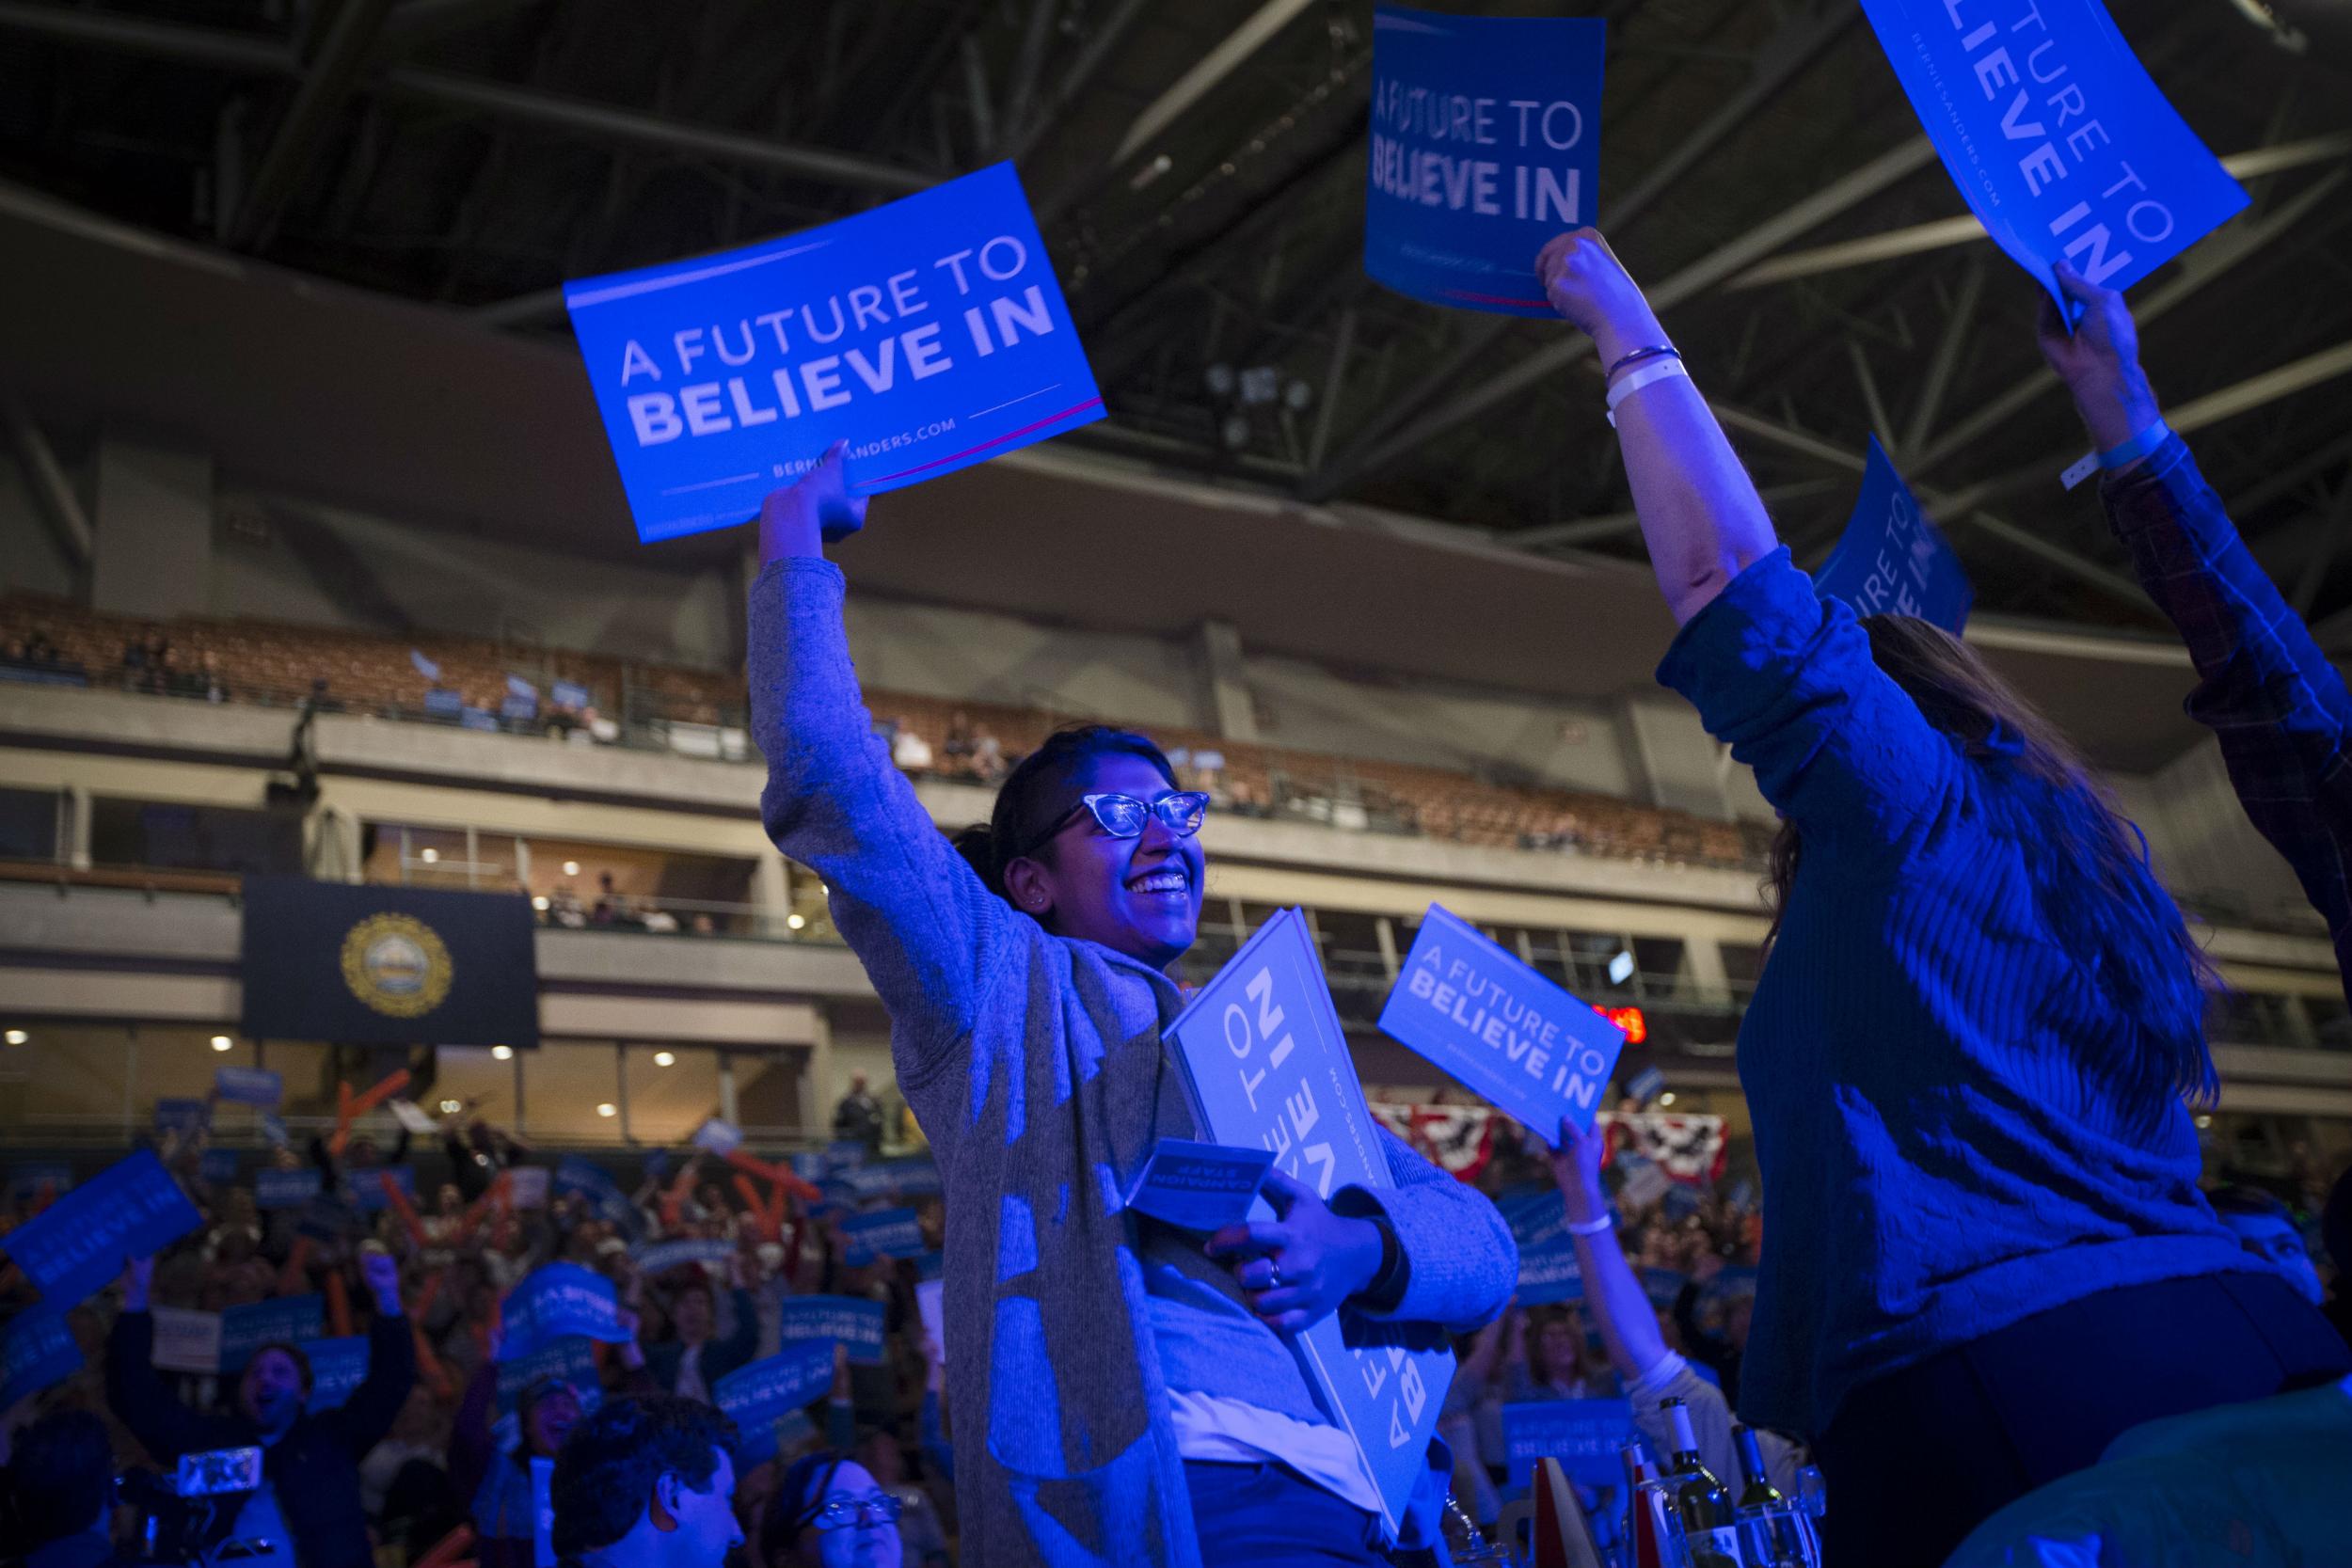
[1335,1128,1518,1334]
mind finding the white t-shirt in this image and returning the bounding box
[1166,1387,1386,1517]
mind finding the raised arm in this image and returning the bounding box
[324,1252,417,1457]
[748,444,1011,1069]
[1545,1118,1667,1384]
[1534,230,1959,847]
[104,1256,229,1465]
[1534,230,1778,625]
[2044,263,2352,957]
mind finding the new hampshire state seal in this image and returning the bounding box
[340,913,453,1018]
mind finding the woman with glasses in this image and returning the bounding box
[749,444,1515,1568]
[760,1452,904,1568]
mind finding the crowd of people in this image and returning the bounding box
[10,228,2352,1568]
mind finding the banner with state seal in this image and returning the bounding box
[240,877,539,1048]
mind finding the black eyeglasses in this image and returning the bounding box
[1018,791,1211,859]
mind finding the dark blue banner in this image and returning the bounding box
[0,1150,201,1308]
[840,1209,926,1266]
[1860,0,2246,306]
[1377,904,1627,1147]
[775,1295,888,1367]
[215,1067,284,1107]
[563,162,1104,544]
[305,1336,371,1412]
[255,1168,323,1211]
[499,1264,629,1362]
[240,877,539,1049]
[1814,436,1974,634]
[1496,1188,1583,1306]
[1500,1398,1632,1490]
[715,1342,834,1464]
[1365,7,1607,316]
[221,1295,325,1372]
[1,1309,84,1410]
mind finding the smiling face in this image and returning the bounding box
[1002,753,1204,972]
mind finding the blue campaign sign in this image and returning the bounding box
[715,1341,834,1464]
[1378,905,1627,1148]
[153,1098,209,1134]
[1496,1188,1583,1306]
[0,1149,202,1308]
[221,1295,325,1372]
[350,1164,417,1212]
[1501,1398,1634,1490]
[1813,436,1974,634]
[840,1209,926,1266]
[214,1067,283,1107]
[842,1158,943,1200]
[304,1337,371,1411]
[255,1168,323,1211]
[1123,1139,1274,1232]
[297,1194,359,1243]
[823,1140,869,1173]
[775,1294,888,1367]
[1638,1268,1689,1310]
[1860,0,2246,307]
[1365,7,1607,316]
[1166,908,1454,1543]
[1,1309,84,1410]
[501,1264,630,1362]
[199,1149,243,1185]
[563,162,1104,543]
[628,1239,737,1277]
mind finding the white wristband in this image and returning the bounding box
[1605,357,1691,426]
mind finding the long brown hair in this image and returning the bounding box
[1765,613,2217,1107]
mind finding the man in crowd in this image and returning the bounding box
[2209,1184,2327,1306]
[549,1397,741,1568]
[105,1248,416,1568]
[831,1075,884,1155]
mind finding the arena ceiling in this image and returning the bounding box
[3,0,2350,638]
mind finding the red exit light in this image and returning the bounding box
[1602,1006,1647,1044]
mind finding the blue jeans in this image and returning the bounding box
[1184,1461,1389,1566]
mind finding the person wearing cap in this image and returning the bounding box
[105,1249,416,1568]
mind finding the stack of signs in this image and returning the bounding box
[1376,905,1627,1148]
[1859,0,2247,309]
[255,1165,326,1212]
[1121,1140,1274,1232]
[499,1264,630,1363]
[0,1150,202,1308]
[1364,7,1607,315]
[1,1310,84,1409]
[221,1296,324,1372]
[1500,1399,1633,1490]
[840,1210,925,1267]
[713,1342,834,1464]
[775,1295,887,1367]
[562,162,1104,545]
[1812,436,1972,634]
[305,1338,372,1411]
[1495,1188,1582,1306]
[1165,909,1453,1544]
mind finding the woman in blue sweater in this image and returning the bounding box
[749,445,1516,1568]
[1533,230,2350,1567]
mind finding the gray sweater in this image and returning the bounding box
[751,559,1515,1565]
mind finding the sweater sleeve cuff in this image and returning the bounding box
[1654,546,1826,724]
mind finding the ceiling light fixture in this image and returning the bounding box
[596,1102,617,1118]
[491,1045,514,1061]
[653,1051,675,1068]
[210,1035,233,1052]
